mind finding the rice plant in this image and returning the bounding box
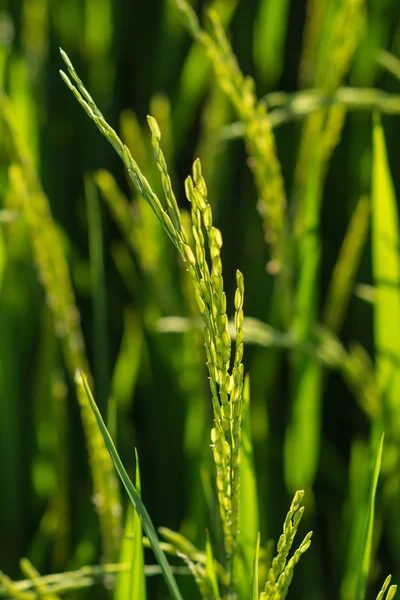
[1,1,400,599]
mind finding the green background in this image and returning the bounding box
[1,0,400,599]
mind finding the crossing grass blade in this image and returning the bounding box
[78,370,184,600]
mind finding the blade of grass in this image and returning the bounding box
[378,51,400,81]
[0,227,5,292]
[115,451,146,600]
[251,533,260,600]
[253,0,290,89]
[371,113,400,418]
[205,532,220,600]
[341,439,370,600]
[355,433,384,600]
[77,370,184,600]
[322,195,370,334]
[285,139,323,492]
[371,113,400,568]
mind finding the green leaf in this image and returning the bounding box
[0,227,5,293]
[78,370,184,600]
[115,450,146,600]
[356,433,384,600]
[322,195,370,334]
[285,133,324,493]
[253,0,290,88]
[371,114,400,416]
[251,533,260,600]
[205,532,220,600]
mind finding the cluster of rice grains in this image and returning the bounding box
[55,0,327,588]
[60,48,247,590]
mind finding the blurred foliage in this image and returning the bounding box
[0,0,400,599]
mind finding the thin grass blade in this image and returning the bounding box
[77,370,183,600]
[371,114,400,416]
[115,451,146,600]
[322,195,370,334]
[205,532,220,600]
[355,433,384,600]
[251,533,260,600]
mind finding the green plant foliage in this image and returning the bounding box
[375,575,397,600]
[0,104,121,561]
[371,114,400,420]
[2,2,400,599]
[77,370,184,600]
[251,533,260,600]
[260,491,312,600]
[60,48,247,588]
[355,433,384,600]
[114,451,146,600]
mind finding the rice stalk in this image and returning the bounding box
[173,0,290,309]
[220,88,400,137]
[60,49,245,591]
[172,0,237,151]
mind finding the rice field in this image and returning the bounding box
[1,1,400,599]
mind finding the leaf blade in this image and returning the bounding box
[77,370,183,600]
